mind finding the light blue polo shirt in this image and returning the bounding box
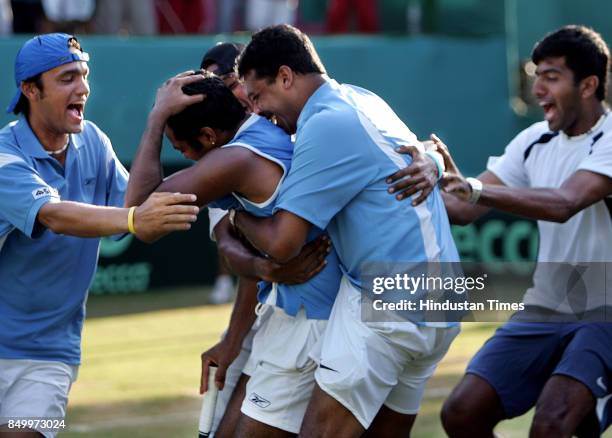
[210,115,341,319]
[0,116,128,365]
[275,78,460,286]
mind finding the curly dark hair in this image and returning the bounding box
[167,71,246,150]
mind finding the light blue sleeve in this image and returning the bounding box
[0,152,60,238]
[274,113,378,229]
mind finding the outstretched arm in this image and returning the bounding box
[38,192,198,243]
[435,136,612,223]
[457,171,612,222]
[386,134,495,225]
[440,170,498,225]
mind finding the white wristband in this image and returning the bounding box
[424,150,444,180]
[466,177,483,204]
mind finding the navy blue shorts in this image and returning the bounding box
[467,321,612,432]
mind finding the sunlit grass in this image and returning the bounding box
[62,290,609,437]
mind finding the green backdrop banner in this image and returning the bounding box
[0,35,517,175]
[0,35,537,291]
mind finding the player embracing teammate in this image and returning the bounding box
[225,23,612,437]
[231,24,460,437]
[19,22,607,438]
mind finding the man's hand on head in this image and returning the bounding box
[151,70,207,121]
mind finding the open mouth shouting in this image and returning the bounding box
[539,101,557,125]
[67,102,85,124]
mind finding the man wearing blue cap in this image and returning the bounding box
[0,33,200,437]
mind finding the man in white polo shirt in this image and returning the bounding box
[390,25,612,437]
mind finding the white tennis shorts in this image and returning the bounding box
[241,306,327,433]
[313,276,460,428]
[0,358,78,438]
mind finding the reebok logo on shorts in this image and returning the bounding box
[249,393,271,408]
[32,187,58,200]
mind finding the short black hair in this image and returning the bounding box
[200,42,244,76]
[166,72,246,150]
[237,24,325,81]
[13,73,43,116]
[532,25,610,101]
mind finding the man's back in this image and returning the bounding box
[276,78,459,286]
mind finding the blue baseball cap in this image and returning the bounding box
[7,33,90,113]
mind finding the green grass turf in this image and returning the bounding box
[61,288,610,437]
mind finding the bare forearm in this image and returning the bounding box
[443,192,490,225]
[38,192,199,242]
[234,211,302,263]
[478,186,576,222]
[125,111,166,207]
[217,228,266,280]
[223,278,258,347]
[441,170,500,225]
[38,201,128,236]
[215,218,330,284]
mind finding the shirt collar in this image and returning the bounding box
[296,75,335,132]
[560,110,610,141]
[235,113,260,137]
[12,115,82,159]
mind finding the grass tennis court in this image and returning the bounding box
[62,288,610,438]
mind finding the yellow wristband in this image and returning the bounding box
[127,206,136,234]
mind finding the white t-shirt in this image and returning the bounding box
[487,113,612,312]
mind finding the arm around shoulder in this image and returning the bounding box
[233,209,312,263]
